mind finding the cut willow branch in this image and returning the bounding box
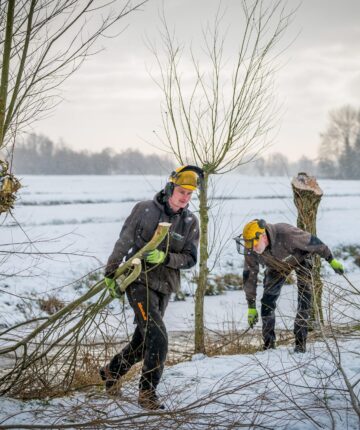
[0,222,170,398]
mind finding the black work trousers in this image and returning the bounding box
[261,259,313,345]
[108,282,169,391]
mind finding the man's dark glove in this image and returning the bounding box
[104,276,123,299]
[248,308,259,328]
[329,258,344,275]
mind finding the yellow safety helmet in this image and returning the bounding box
[169,166,198,191]
[242,219,266,249]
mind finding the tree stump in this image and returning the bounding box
[291,172,324,327]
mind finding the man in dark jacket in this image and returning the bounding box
[237,219,344,353]
[100,166,201,410]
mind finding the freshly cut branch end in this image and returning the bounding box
[291,172,323,196]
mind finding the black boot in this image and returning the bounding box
[294,337,306,353]
[99,364,119,394]
[263,339,276,350]
[138,389,165,410]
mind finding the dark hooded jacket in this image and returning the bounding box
[243,222,333,305]
[105,191,199,295]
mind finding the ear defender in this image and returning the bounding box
[164,165,204,199]
[164,182,175,198]
[257,219,266,229]
[253,219,266,239]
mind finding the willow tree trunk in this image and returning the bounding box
[291,172,324,327]
[0,0,15,147]
[195,173,209,353]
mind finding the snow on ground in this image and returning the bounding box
[0,338,359,429]
[0,175,359,428]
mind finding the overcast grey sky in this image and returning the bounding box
[31,0,360,162]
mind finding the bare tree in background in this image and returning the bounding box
[152,0,294,352]
[318,105,360,179]
[0,0,147,211]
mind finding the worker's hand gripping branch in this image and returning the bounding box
[143,249,166,264]
[329,258,344,275]
[104,277,123,299]
[248,308,259,328]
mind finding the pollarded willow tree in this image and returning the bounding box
[0,0,146,213]
[153,0,294,353]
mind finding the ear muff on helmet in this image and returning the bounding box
[243,218,267,248]
[164,181,175,198]
[164,165,204,199]
[170,165,204,189]
[234,218,267,255]
[249,219,267,239]
[256,219,266,229]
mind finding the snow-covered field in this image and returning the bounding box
[0,174,359,428]
[1,174,359,326]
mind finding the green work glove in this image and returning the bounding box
[329,258,344,275]
[144,249,166,264]
[104,277,123,299]
[248,308,259,328]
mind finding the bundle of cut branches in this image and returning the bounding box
[0,159,21,214]
[0,222,171,398]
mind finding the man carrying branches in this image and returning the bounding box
[100,166,202,410]
[235,219,344,353]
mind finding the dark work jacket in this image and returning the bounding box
[243,223,333,306]
[105,191,199,295]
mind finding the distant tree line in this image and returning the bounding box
[237,153,317,178]
[13,134,174,175]
[12,106,360,178]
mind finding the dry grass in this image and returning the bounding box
[38,295,65,315]
[71,351,103,389]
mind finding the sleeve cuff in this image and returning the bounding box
[247,300,256,308]
[326,254,334,263]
